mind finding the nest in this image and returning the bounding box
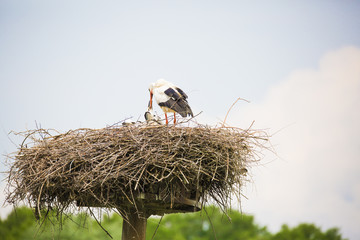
[6,123,268,217]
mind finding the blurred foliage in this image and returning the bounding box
[0,206,347,240]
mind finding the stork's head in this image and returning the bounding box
[148,82,155,110]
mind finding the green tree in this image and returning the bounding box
[0,206,348,240]
[272,223,347,240]
[146,206,271,240]
[0,207,36,240]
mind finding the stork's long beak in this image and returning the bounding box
[148,91,153,110]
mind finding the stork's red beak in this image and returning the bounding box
[148,91,153,109]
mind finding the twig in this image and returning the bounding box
[89,207,113,239]
[222,97,250,127]
[203,207,218,240]
[150,216,163,240]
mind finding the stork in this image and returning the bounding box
[148,79,193,124]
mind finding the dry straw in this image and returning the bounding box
[6,121,268,218]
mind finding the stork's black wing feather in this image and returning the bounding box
[175,87,188,99]
[161,87,193,117]
[164,88,181,100]
[159,99,193,117]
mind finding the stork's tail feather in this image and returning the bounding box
[187,106,193,117]
[176,99,193,117]
[158,98,193,118]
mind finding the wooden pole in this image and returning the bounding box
[121,208,147,240]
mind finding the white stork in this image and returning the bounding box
[148,79,193,124]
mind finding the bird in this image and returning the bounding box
[148,79,193,124]
[144,111,162,125]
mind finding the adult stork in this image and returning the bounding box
[148,79,193,124]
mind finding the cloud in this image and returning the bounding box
[232,46,360,239]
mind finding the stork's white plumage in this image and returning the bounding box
[148,79,193,124]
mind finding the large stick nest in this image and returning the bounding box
[6,123,268,216]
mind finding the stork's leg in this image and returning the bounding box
[173,113,176,124]
[165,113,168,125]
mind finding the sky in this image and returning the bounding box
[1,1,360,239]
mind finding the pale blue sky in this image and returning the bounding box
[1,1,360,239]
